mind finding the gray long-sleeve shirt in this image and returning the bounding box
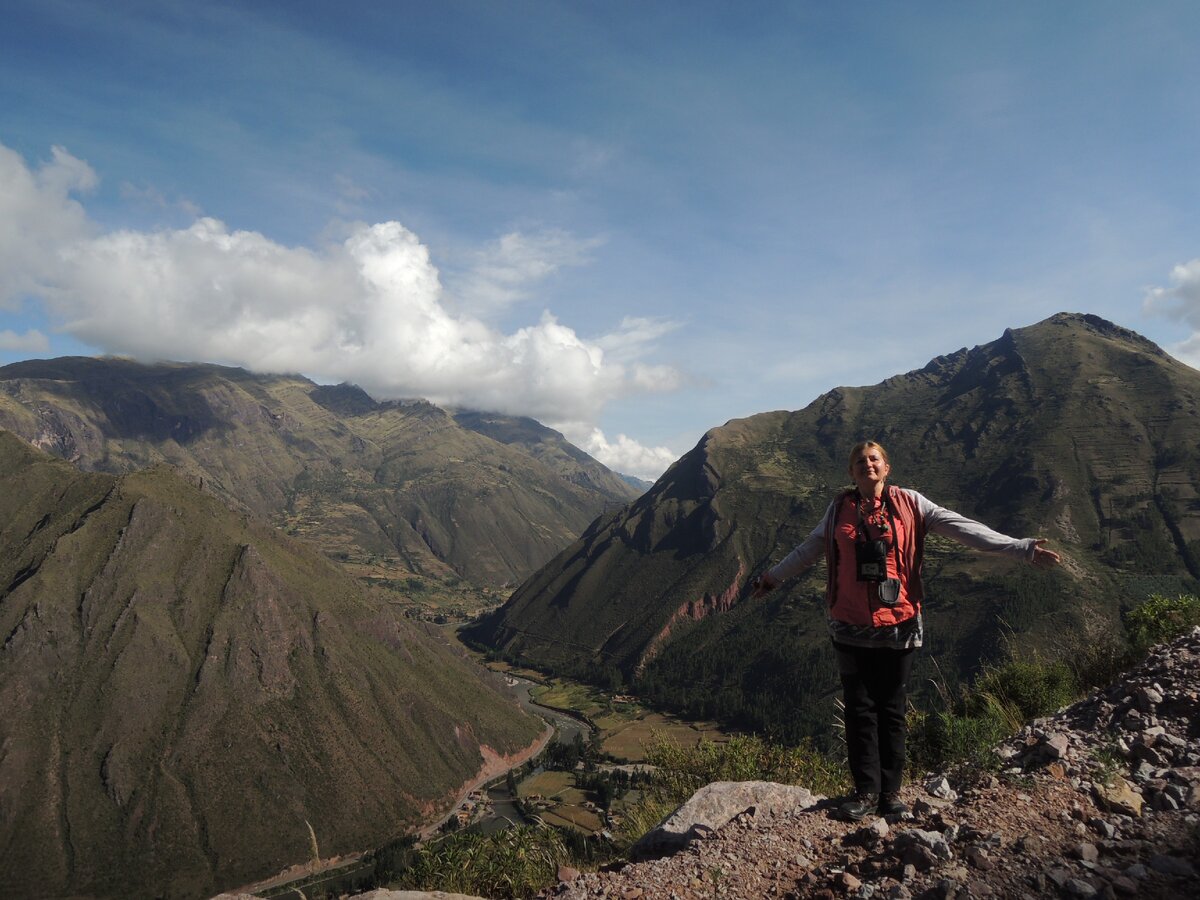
[767,488,1039,649]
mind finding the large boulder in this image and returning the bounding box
[630,780,824,860]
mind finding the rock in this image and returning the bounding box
[911,797,944,816]
[894,828,952,861]
[1074,842,1100,863]
[1134,686,1164,711]
[349,892,489,900]
[1087,817,1116,839]
[1110,875,1138,895]
[835,871,862,891]
[629,780,822,860]
[1047,867,1073,888]
[899,844,938,871]
[1064,878,1099,898]
[1046,733,1070,760]
[925,775,957,800]
[1149,854,1197,877]
[1093,778,1144,817]
[965,846,993,870]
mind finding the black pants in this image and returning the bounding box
[833,642,916,795]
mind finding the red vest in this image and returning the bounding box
[823,485,927,627]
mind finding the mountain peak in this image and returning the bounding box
[475,314,1200,744]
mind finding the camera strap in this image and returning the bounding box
[854,491,897,550]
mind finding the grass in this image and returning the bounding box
[393,826,574,900]
[601,712,730,763]
[517,770,575,799]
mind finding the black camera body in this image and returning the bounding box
[854,537,901,606]
[854,538,889,581]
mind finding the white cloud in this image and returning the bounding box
[0,144,96,310]
[578,429,681,487]
[0,142,683,460]
[1144,259,1200,366]
[1145,259,1200,320]
[448,229,604,318]
[0,329,50,353]
[555,423,678,482]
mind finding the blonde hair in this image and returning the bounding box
[847,440,890,476]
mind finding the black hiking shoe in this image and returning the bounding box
[837,793,878,822]
[878,791,908,816]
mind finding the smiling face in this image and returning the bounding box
[848,441,891,497]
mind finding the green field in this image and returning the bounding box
[516,770,575,800]
[601,712,729,763]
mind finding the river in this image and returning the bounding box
[470,676,592,834]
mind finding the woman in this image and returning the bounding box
[750,440,1060,821]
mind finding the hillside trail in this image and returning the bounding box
[539,628,1200,900]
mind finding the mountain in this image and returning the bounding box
[0,430,544,899]
[0,358,641,595]
[468,313,1200,741]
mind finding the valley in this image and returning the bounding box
[5,312,1200,898]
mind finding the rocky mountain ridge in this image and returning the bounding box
[0,431,544,899]
[471,313,1200,742]
[0,357,641,592]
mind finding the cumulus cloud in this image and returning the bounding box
[1144,259,1200,366]
[0,329,50,353]
[555,423,678,482]
[0,142,683,473]
[0,144,96,309]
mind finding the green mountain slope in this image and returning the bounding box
[469,313,1200,739]
[0,431,543,899]
[0,359,639,594]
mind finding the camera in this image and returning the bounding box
[855,538,901,606]
[854,538,888,581]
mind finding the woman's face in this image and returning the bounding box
[849,446,890,493]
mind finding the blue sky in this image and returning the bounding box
[3,1,1200,478]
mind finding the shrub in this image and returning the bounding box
[641,732,847,799]
[906,706,1008,776]
[970,657,1078,722]
[909,653,1079,777]
[1124,593,1200,653]
[394,826,572,900]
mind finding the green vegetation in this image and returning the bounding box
[394,827,574,899]
[910,593,1200,774]
[1125,592,1200,650]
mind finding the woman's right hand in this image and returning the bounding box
[749,571,779,599]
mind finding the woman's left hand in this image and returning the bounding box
[1030,538,1061,569]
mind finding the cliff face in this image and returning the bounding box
[0,432,543,899]
[471,313,1200,738]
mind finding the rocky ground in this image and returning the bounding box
[540,627,1200,900]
